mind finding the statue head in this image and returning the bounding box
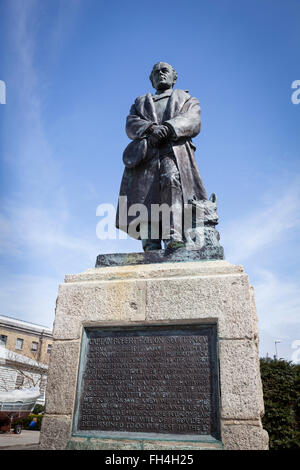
[149,62,177,91]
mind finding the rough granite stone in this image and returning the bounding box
[53,280,146,340]
[145,273,256,339]
[40,415,72,450]
[65,260,242,283]
[222,423,269,450]
[249,285,259,343]
[40,258,268,450]
[219,339,264,420]
[45,340,81,415]
[54,261,256,341]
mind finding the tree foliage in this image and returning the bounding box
[260,357,300,449]
[33,404,45,414]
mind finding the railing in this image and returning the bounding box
[0,400,36,411]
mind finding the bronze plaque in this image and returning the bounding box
[75,325,220,439]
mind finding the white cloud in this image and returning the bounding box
[255,269,300,332]
[0,274,58,329]
[222,181,300,263]
[0,0,100,324]
[220,180,300,361]
[254,269,300,361]
[1,2,299,364]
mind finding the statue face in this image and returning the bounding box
[151,62,175,91]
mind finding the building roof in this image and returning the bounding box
[0,345,48,370]
[0,315,52,337]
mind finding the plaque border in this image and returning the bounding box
[72,321,221,443]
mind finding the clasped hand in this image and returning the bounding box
[148,125,171,147]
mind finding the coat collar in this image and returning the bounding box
[152,90,173,102]
[135,89,190,123]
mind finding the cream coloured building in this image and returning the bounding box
[0,315,53,365]
[0,316,53,405]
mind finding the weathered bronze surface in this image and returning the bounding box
[113,62,225,255]
[95,246,224,268]
[76,325,220,438]
[116,62,207,251]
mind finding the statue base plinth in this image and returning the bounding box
[40,258,268,450]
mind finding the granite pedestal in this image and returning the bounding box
[40,257,268,450]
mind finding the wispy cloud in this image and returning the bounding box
[0,202,98,270]
[1,2,299,362]
[0,0,96,326]
[255,269,300,330]
[220,179,300,361]
[255,267,300,361]
[222,180,300,263]
[1,0,86,257]
[5,0,67,198]
[0,274,59,328]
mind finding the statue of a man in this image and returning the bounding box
[116,62,208,251]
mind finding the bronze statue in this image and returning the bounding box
[116,62,209,251]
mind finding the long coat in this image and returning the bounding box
[116,89,207,238]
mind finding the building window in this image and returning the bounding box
[0,335,7,346]
[15,338,23,350]
[47,344,52,354]
[31,341,38,352]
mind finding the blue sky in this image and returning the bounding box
[0,0,299,361]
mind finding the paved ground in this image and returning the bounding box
[0,430,40,450]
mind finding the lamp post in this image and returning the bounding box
[275,340,282,358]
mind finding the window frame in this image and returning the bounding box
[0,334,7,346]
[31,341,38,352]
[15,338,24,350]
